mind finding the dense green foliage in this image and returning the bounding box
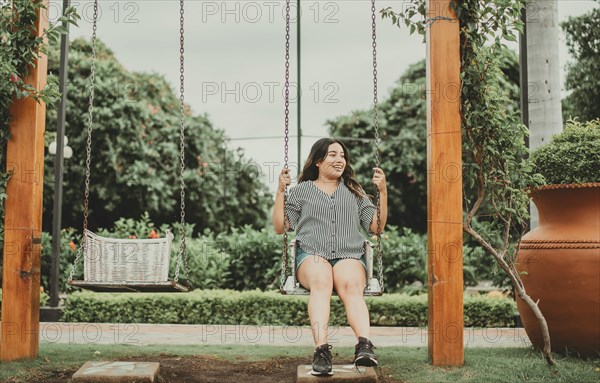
[61,290,516,327]
[39,228,79,293]
[531,119,600,184]
[58,215,500,293]
[380,226,505,293]
[0,0,74,139]
[326,51,520,233]
[383,3,564,364]
[326,61,427,232]
[43,38,272,234]
[561,1,600,122]
[209,226,284,291]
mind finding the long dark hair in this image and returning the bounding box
[298,138,366,198]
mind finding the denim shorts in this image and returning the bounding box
[296,247,366,271]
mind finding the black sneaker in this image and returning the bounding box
[354,337,378,367]
[311,343,333,376]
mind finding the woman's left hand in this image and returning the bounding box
[372,167,386,193]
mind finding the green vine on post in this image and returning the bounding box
[0,0,78,258]
[382,0,555,366]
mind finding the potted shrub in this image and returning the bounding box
[516,118,600,356]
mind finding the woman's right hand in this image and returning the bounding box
[278,168,291,193]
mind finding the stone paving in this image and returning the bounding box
[39,323,531,349]
[71,361,160,383]
[296,365,378,383]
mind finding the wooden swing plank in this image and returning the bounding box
[0,0,49,362]
[426,0,464,366]
[281,277,382,296]
[69,281,189,293]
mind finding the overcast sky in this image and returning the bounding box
[54,0,598,194]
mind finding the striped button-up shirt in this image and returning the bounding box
[284,181,376,260]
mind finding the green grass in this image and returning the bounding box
[383,347,599,382]
[0,344,598,383]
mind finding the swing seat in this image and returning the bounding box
[69,230,188,293]
[282,239,383,296]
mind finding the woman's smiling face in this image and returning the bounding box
[317,143,346,180]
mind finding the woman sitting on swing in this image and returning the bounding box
[273,137,388,375]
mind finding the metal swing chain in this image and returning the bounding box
[371,0,384,293]
[280,0,291,293]
[69,0,98,284]
[174,0,189,287]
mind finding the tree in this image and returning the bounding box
[327,50,520,233]
[43,38,272,234]
[561,1,600,122]
[327,61,427,232]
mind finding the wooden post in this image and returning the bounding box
[0,0,49,361]
[426,0,464,366]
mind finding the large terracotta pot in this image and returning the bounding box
[516,183,600,356]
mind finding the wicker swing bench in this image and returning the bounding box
[69,230,189,293]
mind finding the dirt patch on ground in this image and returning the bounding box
[19,354,402,383]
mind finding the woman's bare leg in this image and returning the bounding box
[332,259,370,339]
[297,255,334,347]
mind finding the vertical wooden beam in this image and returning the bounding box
[0,0,49,361]
[426,0,464,366]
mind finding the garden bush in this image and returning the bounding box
[44,215,503,294]
[172,236,231,290]
[209,225,288,291]
[61,290,516,327]
[380,226,499,294]
[531,118,600,184]
[40,228,79,293]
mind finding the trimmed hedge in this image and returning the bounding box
[62,290,516,327]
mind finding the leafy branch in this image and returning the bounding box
[1,0,79,156]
